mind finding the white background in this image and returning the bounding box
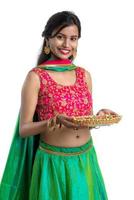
[0,0,134,199]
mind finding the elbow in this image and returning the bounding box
[19,125,26,138]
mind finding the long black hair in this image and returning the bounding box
[36,11,81,66]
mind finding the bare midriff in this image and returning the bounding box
[40,126,91,147]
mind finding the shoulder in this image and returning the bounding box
[77,66,92,81]
[22,67,41,90]
[77,66,92,92]
[27,68,40,82]
[28,67,42,76]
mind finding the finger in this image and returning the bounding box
[96,111,105,116]
[109,111,118,116]
[104,111,118,116]
[57,115,74,123]
[97,109,118,116]
[62,115,74,122]
[62,118,80,129]
[58,117,71,127]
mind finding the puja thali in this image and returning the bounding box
[72,114,122,128]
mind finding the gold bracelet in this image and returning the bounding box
[47,116,58,131]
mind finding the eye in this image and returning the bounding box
[70,37,78,41]
[56,35,64,40]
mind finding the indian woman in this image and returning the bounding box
[0,10,118,200]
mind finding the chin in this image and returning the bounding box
[59,54,72,60]
[51,52,72,60]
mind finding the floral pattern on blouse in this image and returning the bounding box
[30,67,93,120]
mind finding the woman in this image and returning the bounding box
[0,11,117,200]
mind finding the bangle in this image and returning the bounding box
[55,115,62,129]
[47,116,57,131]
[47,115,63,131]
[47,118,54,130]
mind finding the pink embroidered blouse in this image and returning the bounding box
[30,66,93,120]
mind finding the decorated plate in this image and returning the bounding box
[72,114,122,128]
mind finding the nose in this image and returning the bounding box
[62,38,70,48]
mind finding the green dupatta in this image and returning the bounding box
[0,112,40,199]
[0,59,77,199]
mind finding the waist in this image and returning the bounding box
[40,126,90,146]
[38,136,93,156]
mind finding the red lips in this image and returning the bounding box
[58,48,71,55]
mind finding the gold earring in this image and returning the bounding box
[44,46,50,54]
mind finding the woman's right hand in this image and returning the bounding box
[56,114,88,130]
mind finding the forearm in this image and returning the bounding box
[19,120,48,138]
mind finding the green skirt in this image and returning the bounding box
[29,137,108,200]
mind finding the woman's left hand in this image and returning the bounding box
[96,108,118,116]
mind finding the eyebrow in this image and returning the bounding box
[57,33,78,37]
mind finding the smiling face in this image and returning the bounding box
[47,25,79,60]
